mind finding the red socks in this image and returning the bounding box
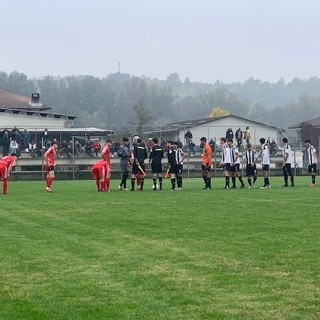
[3,179,8,194]
[105,178,110,190]
[47,177,54,188]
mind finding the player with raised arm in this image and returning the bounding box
[0,153,18,194]
[101,139,113,191]
[304,139,317,187]
[200,137,213,190]
[44,141,58,192]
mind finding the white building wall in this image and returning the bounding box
[0,112,73,130]
[178,116,279,147]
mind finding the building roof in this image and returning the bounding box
[289,116,320,129]
[147,114,280,134]
[0,87,50,111]
[0,107,77,120]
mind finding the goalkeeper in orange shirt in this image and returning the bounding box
[200,137,213,190]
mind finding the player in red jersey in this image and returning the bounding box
[0,153,18,194]
[43,141,58,192]
[91,159,108,191]
[101,139,113,191]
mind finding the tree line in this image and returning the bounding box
[1,71,320,136]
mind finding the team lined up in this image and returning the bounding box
[0,136,317,194]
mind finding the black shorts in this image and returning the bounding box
[308,164,317,174]
[169,164,183,175]
[151,161,162,174]
[222,163,232,172]
[262,164,269,172]
[202,164,211,172]
[246,164,257,176]
[230,163,240,172]
[132,162,145,175]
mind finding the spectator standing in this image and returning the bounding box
[42,128,50,150]
[226,128,234,141]
[177,138,183,150]
[1,130,10,156]
[270,139,277,155]
[243,127,251,144]
[184,130,193,145]
[235,128,243,148]
[21,129,31,151]
[11,126,20,141]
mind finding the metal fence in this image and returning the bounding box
[1,125,317,179]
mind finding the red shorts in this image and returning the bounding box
[46,165,55,174]
[105,163,111,174]
[0,165,8,180]
[91,165,105,179]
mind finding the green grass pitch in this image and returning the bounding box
[1,177,320,320]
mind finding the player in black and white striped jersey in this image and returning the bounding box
[259,138,271,189]
[282,138,294,187]
[243,143,258,188]
[304,139,317,187]
[219,137,231,189]
[228,139,245,189]
[172,141,186,191]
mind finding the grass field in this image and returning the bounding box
[1,177,320,320]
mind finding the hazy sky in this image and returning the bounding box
[1,0,319,83]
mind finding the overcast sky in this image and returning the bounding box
[1,0,319,83]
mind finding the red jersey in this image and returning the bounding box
[44,146,56,166]
[0,156,16,168]
[93,159,106,168]
[101,145,111,163]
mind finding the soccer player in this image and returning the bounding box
[149,137,164,190]
[101,139,113,191]
[228,139,245,189]
[200,137,213,190]
[172,141,186,190]
[0,153,18,194]
[282,138,294,187]
[117,137,131,191]
[44,141,58,192]
[131,138,148,191]
[167,141,176,190]
[219,137,231,189]
[91,159,107,191]
[259,138,271,188]
[243,143,257,188]
[304,139,317,187]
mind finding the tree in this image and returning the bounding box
[130,99,153,136]
[209,107,230,117]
